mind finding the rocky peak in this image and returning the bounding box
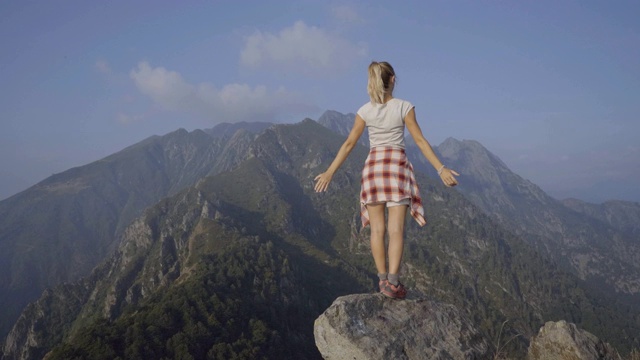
[204,121,273,139]
[317,110,355,134]
[436,138,513,181]
[314,294,492,359]
[437,137,468,158]
[317,110,369,146]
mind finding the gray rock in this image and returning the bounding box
[526,320,621,360]
[314,293,492,360]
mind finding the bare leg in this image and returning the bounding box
[387,205,408,275]
[367,203,387,275]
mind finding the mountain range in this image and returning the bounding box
[1,111,639,359]
[322,111,640,296]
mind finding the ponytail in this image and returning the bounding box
[367,61,395,104]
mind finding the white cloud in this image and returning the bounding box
[240,20,367,74]
[129,61,315,122]
[130,62,192,110]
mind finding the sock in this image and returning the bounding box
[377,273,388,281]
[388,273,399,286]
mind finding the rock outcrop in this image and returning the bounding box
[314,294,492,360]
[526,320,621,360]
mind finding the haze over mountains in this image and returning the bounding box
[1,111,639,359]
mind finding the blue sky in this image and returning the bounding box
[1,0,639,202]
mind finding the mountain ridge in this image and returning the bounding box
[562,198,640,238]
[319,111,640,296]
[0,123,268,338]
[433,137,640,296]
[3,117,639,359]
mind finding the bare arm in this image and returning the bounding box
[404,108,459,187]
[314,114,366,192]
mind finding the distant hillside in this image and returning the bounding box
[430,138,640,296]
[0,122,269,339]
[3,119,639,359]
[562,198,640,238]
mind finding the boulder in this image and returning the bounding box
[314,293,492,360]
[526,320,620,360]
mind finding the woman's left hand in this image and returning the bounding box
[440,168,460,187]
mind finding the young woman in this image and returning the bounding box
[314,61,459,299]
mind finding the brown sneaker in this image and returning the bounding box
[381,281,407,299]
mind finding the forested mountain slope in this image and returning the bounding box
[3,119,638,359]
[0,124,265,339]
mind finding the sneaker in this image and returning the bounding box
[381,280,407,299]
[378,279,387,293]
[396,282,407,299]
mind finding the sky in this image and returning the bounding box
[1,0,639,203]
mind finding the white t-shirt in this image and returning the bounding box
[357,98,414,149]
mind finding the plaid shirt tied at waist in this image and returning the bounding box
[360,146,426,227]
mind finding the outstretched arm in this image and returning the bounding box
[405,108,459,187]
[314,115,366,192]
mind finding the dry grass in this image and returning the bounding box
[493,320,521,360]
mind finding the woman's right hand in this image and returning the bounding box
[314,172,333,192]
[440,168,460,187]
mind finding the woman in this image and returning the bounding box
[314,61,459,299]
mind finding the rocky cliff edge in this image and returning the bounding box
[314,294,625,360]
[314,294,492,360]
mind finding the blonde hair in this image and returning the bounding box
[367,61,395,104]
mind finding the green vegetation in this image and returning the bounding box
[0,128,225,338]
[49,239,325,360]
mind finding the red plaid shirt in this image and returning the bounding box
[360,147,426,227]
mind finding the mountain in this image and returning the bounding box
[317,111,640,296]
[431,138,640,296]
[562,198,640,238]
[203,121,273,139]
[3,119,639,359]
[0,123,270,339]
[317,110,369,147]
[2,120,371,359]
[561,180,640,205]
